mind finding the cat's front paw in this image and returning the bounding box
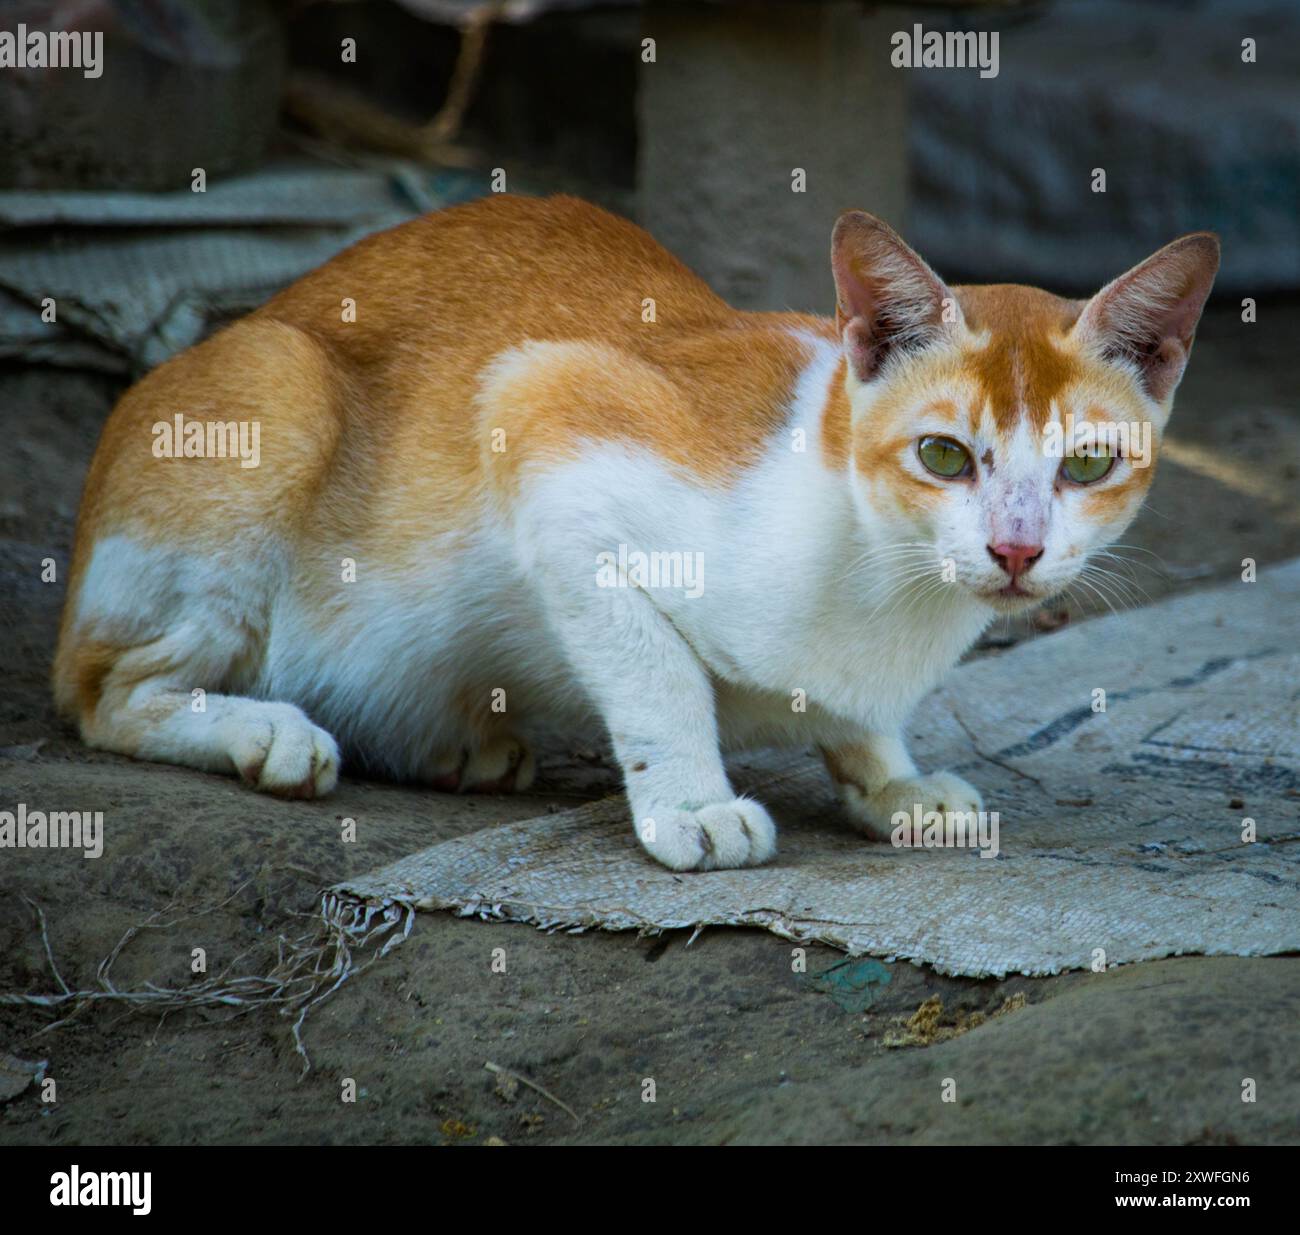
[839,771,983,843]
[635,798,777,871]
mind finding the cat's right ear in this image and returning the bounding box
[831,211,958,384]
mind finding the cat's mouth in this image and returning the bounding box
[976,581,1043,610]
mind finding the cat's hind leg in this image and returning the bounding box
[64,636,340,798]
[54,542,339,798]
[115,691,336,797]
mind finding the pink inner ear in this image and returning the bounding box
[833,256,910,383]
[1081,234,1219,401]
[842,316,879,383]
[1159,279,1214,350]
[832,243,894,329]
[830,212,953,383]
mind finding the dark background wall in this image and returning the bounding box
[1,0,1296,361]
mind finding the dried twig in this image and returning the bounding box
[22,896,71,997]
[484,1060,581,1124]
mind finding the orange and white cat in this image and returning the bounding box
[54,195,1218,870]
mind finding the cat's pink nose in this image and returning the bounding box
[988,542,1044,579]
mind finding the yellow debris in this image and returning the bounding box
[882,992,1026,1048]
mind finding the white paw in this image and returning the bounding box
[841,771,983,842]
[228,704,339,799]
[635,798,777,871]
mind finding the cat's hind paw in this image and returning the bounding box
[228,704,340,799]
[423,736,536,793]
[635,798,777,871]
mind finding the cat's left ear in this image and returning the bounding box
[1074,233,1220,404]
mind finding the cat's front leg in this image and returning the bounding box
[595,652,778,871]
[534,572,776,872]
[821,734,982,843]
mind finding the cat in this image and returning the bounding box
[53,195,1218,870]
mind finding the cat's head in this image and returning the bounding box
[830,212,1219,613]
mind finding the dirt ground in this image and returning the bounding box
[1,299,1298,1146]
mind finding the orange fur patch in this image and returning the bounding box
[1080,461,1157,520]
[954,285,1084,431]
[57,638,119,720]
[820,360,853,470]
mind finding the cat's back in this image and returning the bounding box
[240,194,829,549]
[260,193,733,362]
[64,192,824,602]
[70,196,721,531]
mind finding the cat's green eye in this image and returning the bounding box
[918,435,973,479]
[1060,451,1116,485]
